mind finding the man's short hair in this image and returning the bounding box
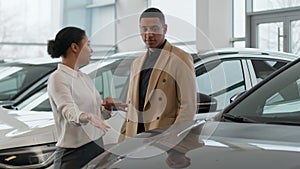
[140,7,165,24]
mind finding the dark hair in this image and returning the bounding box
[140,7,165,24]
[47,26,85,58]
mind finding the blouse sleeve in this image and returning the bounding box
[48,73,83,125]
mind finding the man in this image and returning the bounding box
[119,7,196,141]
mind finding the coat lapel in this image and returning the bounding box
[143,42,173,109]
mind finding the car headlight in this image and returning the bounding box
[0,143,56,169]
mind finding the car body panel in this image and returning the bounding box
[84,121,300,169]
[0,107,57,150]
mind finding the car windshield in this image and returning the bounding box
[0,64,55,101]
[225,59,300,124]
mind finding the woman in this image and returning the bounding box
[47,26,113,168]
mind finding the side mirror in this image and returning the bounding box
[197,93,217,113]
[230,91,246,103]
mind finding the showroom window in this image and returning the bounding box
[252,0,300,12]
[232,0,246,47]
[0,0,58,59]
[246,0,300,55]
[148,0,196,53]
[87,0,117,56]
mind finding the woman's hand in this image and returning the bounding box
[102,97,128,112]
[88,114,110,132]
[80,113,110,132]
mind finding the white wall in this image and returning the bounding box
[116,0,147,52]
[196,0,233,52]
[61,0,233,53]
[51,0,63,37]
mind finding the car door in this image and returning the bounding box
[195,58,251,111]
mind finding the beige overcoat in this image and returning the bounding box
[119,41,196,141]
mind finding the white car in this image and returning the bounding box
[0,48,298,168]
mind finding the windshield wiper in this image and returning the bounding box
[222,113,256,123]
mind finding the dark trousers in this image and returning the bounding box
[54,138,104,169]
[137,122,145,134]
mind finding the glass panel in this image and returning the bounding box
[251,59,288,83]
[233,41,246,48]
[17,87,48,110]
[228,61,300,122]
[0,65,54,101]
[291,20,300,55]
[196,60,245,110]
[257,22,283,51]
[90,58,133,102]
[253,0,300,12]
[90,5,115,55]
[263,79,300,115]
[0,0,53,58]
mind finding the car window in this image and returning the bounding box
[195,59,246,110]
[227,61,300,122]
[263,79,300,115]
[0,65,55,101]
[251,59,288,82]
[20,58,134,111]
[89,58,133,102]
[17,87,50,111]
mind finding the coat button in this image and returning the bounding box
[156,117,160,120]
[158,97,162,101]
[162,79,166,83]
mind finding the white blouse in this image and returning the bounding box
[48,64,110,148]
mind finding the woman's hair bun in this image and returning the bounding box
[47,39,65,58]
[47,26,85,58]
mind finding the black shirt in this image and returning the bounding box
[137,40,167,133]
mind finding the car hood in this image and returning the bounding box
[85,121,300,169]
[0,107,57,150]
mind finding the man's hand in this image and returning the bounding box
[102,97,128,112]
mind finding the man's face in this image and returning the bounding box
[139,17,167,49]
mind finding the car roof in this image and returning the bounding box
[3,57,61,64]
[0,57,61,66]
[193,47,299,62]
[93,48,299,64]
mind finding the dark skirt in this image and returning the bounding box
[53,138,105,169]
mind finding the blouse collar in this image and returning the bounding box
[58,64,80,77]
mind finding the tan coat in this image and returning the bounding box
[119,41,196,142]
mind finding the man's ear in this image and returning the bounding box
[163,24,168,34]
[70,43,80,53]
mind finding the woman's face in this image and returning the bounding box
[77,34,93,67]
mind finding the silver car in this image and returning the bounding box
[84,57,300,169]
